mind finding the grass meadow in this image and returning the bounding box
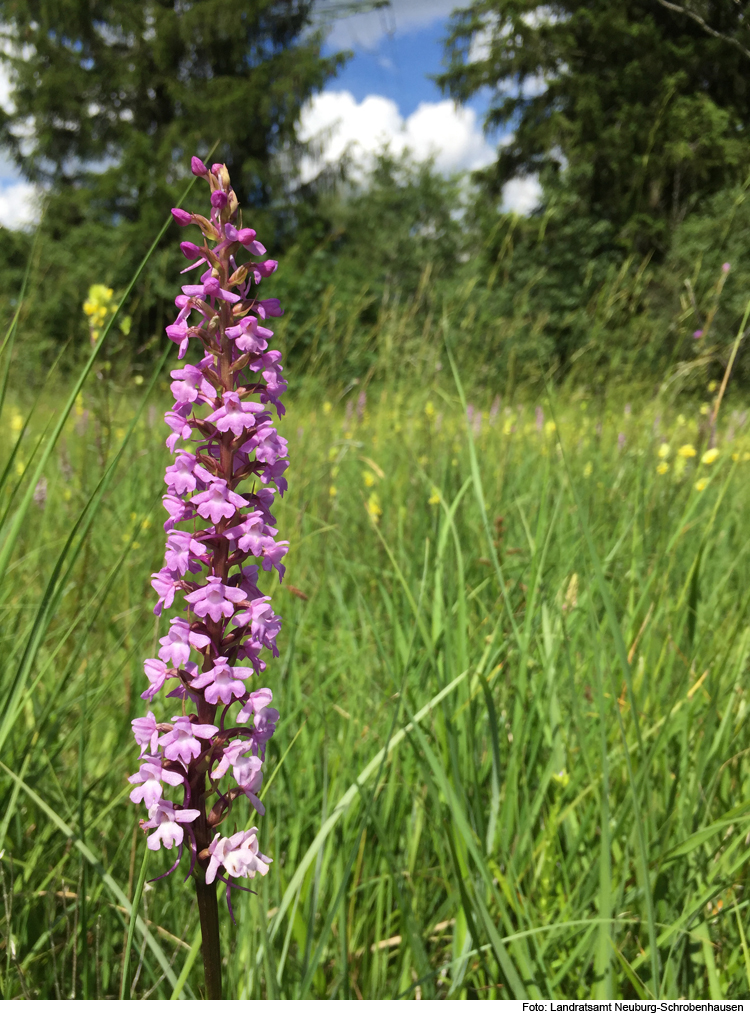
[2,308,750,1001]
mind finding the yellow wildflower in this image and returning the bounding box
[133,374,144,386]
[658,443,670,459]
[678,444,696,458]
[10,413,23,434]
[83,284,114,321]
[545,420,556,436]
[583,461,592,478]
[362,470,376,488]
[323,401,332,415]
[329,485,337,498]
[677,414,686,426]
[15,460,24,477]
[365,492,382,523]
[428,486,441,506]
[328,446,338,462]
[656,461,669,475]
[701,448,719,465]
[708,380,718,393]
[695,477,709,492]
[424,401,436,420]
[699,403,710,416]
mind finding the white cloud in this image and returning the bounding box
[502,175,541,215]
[320,0,460,50]
[298,89,495,179]
[0,180,36,229]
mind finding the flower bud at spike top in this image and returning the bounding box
[191,156,209,178]
[128,157,287,934]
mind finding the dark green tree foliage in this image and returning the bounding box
[438,1,750,250]
[0,0,345,353]
[272,152,467,371]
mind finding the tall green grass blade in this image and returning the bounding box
[170,928,201,1001]
[120,844,149,1000]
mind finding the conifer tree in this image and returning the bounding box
[0,0,344,226]
[0,0,346,349]
[438,1,750,249]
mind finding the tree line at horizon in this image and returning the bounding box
[1,0,750,387]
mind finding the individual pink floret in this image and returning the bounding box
[205,391,265,437]
[210,738,252,781]
[129,756,184,807]
[233,596,282,655]
[150,567,182,616]
[162,492,193,530]
[164,451,198,495]
[187,576,247,622]
[141,657,176,700]
[193,656,253,705]
[164,405,193,451]
[165,320,191,359]
[158,617,211,667]
[241,423,288,464]
[131,711,160,756]
[225,315,274,355]
[224,511,270,556]
[170,357,217,405]
[159,716,219,764]
[142,800,200,851]
[205,827,271,884]
[252,259,277,283]
[191,480,248,524]
[254,298,284,319]
[164,530,208,576]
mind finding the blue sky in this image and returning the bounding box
[322,3,457,117]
